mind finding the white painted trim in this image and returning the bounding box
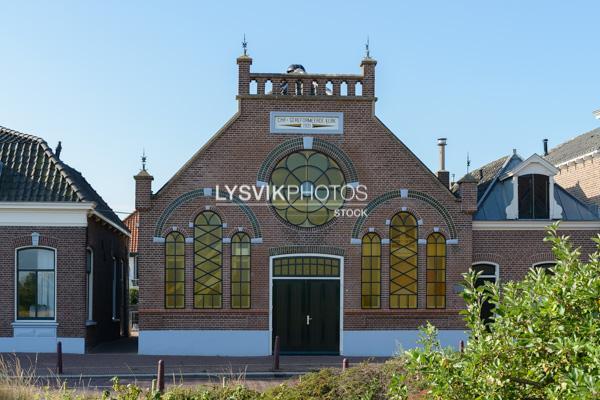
[556,149,599,169]
[250,237,263,244]
[501,153,558,179]
[269,253,344,355]
[14,246,57,322]
[90,210,130,237]
[303,136,314,149]
[153,237,166,243]
[471,262,499,282]
[0,202,93,227]
[350,238,361,245]
[342,330,468,356]
[417,239,427,245]
[381,238,390,245]
[139,330,270,356]
[472,220,600,230]
[446,239,459,245]
[0,337,84,354]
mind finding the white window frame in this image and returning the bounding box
[86,247,95,324]
[14,246,58,322]
[471,262,499,283]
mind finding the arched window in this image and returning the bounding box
[390,212,418,308]
[17,247,55,320]
[471,263,499,324]
[165,231,185,309]
[533,261,555,276]
[361,232,381,309]
[426,233,446,309]
[194,211,223,308]
[231,232,251,309]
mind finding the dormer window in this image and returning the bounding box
[518,174,549,219]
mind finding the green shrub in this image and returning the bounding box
[402,225,600,399]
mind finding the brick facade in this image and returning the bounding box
[554,158,600,207]
[134,55,599,355]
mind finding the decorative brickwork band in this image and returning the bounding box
[256,138,359,184]
[154,188,261,238]
[269,245,345,257]
[351,189,458,239]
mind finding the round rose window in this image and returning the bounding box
[269,150,346,228]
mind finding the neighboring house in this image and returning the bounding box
[123,211,139,331]
[467,152,599,296]
[132,53,600,357]
[546,128,600,207]
[0,127,130,353]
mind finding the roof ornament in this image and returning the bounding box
[242,34,248,56]
[141,148,147,171]
[55,141,62,159]
[365,36,371,59]
[466,152,471,173]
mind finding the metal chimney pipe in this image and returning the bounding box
[437,138,447,170]
[543,138,548,156]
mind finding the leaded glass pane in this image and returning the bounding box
[165,231,185,309]
[390,213,418,308]
[361,232,381,309]
[272,257,340,277]
[231,232,251,309]
[269,150,346,228]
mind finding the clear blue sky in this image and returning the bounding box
[1,1,599,215]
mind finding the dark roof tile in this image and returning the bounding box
[545,127,600,165]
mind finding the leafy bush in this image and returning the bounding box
[129,288,139,305]
[403,225,600,399]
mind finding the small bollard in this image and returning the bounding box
[157,359,165,393]
[56,341,63,375]
[342,358,349,371]
[273,336,280,370]
[460,340,465,353]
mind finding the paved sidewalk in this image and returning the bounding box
[0,352,387,379]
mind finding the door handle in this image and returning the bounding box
[306,315,312,325]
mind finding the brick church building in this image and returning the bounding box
[132,52,600,356]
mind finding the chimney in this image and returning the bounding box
[457,173,478,214]
[436,138,450,188]
[360,57,377,97]
[543,138,549,156]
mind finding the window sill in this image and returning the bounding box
[85,320,97,326]
[12,321,58,327]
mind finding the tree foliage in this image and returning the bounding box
[404,225,600,399]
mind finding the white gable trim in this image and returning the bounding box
[473,220,600,230]
[501,153,558,180]
[0,202,93,227]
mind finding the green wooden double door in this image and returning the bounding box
[273,279,340,354]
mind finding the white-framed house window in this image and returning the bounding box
[86,248,94,323]
[471,262,499,324]
[16,247,56,320]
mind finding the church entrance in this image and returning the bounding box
[271,256,342,354]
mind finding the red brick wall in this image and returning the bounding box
[0,226,87,338]
[554,159,600,207]
[473,229,598,282]
[136,87,473,331]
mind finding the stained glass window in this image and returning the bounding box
[390,212,418,308]
[273,257,340,277]
[231,232,251,309]
[361,232,381,309]
[426,232,446,308]
[165,231,185,309]
[194,211,222,308]
[269,150,345,228]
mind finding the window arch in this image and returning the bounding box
[426,232,446,308]
[165,231,185,309]
[390,212,418,308]
[16,247,56,320]
[361,232,381,309]
[194,211,223,308]
[231,232,251,309]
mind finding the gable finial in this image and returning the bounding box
[242,34,248,56]
[365,36,370,58]
[466,152,471,173]
[141,148,147,171]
